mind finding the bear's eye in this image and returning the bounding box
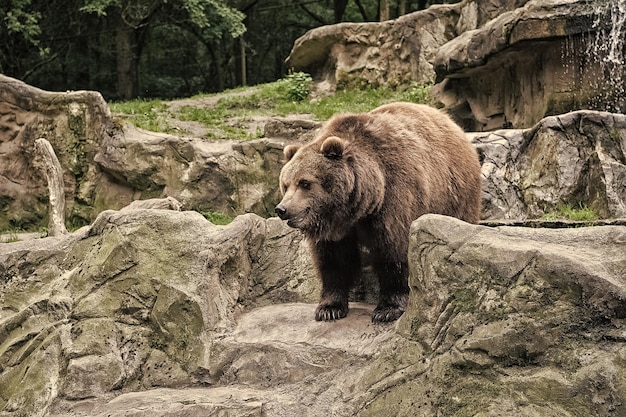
[298,180,312,190]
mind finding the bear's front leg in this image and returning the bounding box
[310,237,361,321]
[372,261,410,323]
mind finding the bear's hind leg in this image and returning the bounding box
[372,261,409,323]
[310,236,360,321]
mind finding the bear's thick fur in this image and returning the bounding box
[276,102,482,322]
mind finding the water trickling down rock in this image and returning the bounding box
[586,0,626,113]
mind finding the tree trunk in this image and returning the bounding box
[240,37,247,86]
[379,0,390,21]
[34,138,68,236]
[334,0,349,23]
[115,23,139,100]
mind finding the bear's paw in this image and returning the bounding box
[314,299,349,321]
[372,294,408,323]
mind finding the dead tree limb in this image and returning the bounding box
[34,138,68,236]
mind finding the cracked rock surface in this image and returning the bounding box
[472,110,626,220]
[1,209,626,416]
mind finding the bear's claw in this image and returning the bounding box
[315,304,348,321]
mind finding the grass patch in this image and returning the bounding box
[109,99,174,133]
[541,204,598,222]
[273,82,435,120]
[202,211,234,225]
[1,228,22,243]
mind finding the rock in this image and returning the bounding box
[0,75,320,230]
[263,116,321,143]
[433,0,626,130]
[2,209,626,416]
[120,196,182,211]
[390,214,626,416]
[285,4,461,92]
[0,74,113,230]
[0,208,316,416]
[473,110,626,220]
[285,0,530,93]
[94,126,288,217]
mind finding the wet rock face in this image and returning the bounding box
[433,0,626,130]
[1,208,626,416]
[287,0,625,130]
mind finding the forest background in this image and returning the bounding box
[1,0,459,101]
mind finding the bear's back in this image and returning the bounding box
[312,102,482,224]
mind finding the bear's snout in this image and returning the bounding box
[275,204,288,220]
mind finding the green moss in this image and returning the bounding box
[150,286,205,371]
[434,370,502,417]
[452,288,478,312]
[609,127,622,142]
[202,211,234,225]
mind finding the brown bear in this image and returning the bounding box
[275,102,482,322]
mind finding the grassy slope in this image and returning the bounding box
[109,76,433,140]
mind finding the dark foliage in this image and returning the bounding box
[0,0,459,100]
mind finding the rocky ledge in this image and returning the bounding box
[1,207,625,416]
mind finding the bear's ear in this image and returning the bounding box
[321,136,346,160]
[283,144,301,161]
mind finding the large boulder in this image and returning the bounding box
[94,125,289,218]
[285,0,530,93]
[0,207,316,417]
[285,4,460,93]
[433,0,626,130]
[474,110,626,220]
[1,209,626,416]
[391,214,626,416]
[0,74,112,230]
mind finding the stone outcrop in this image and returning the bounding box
[474,110,626,220]
[287,0,626,130]
[285,0,531,94]
[0,74,319,231]
[1,208,625,416]
[285,4,460,93]
[433,0,626,131]
[0,74,112,230]
[94,125,289,218]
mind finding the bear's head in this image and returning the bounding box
[276,135,384,241]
